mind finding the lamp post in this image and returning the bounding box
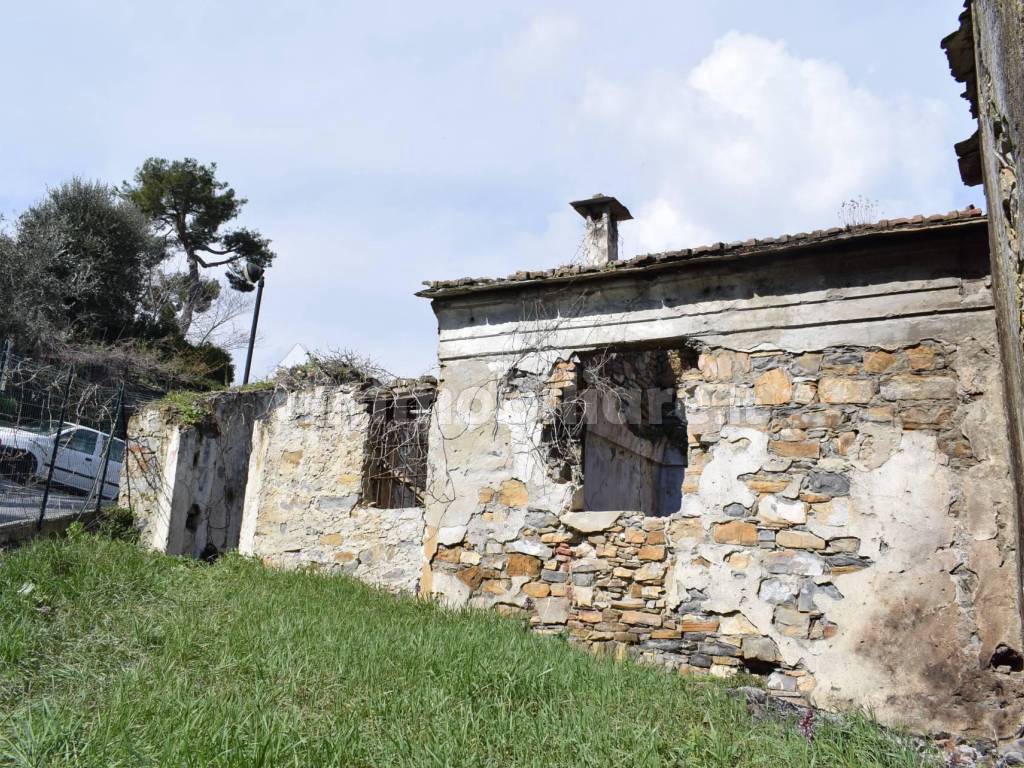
[241,262,265,386]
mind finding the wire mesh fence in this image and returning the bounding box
[0,339,159,529]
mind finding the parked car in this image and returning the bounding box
[0,424,123,500]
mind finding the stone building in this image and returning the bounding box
[124,198,1022,738]
[415,199,1021,737]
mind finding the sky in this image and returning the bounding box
[0,1,980,379]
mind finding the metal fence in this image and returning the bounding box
[0,340,156,530]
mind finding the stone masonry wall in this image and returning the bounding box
[122,390,273,558]
[423,333,1023,738]
[238,386,425,593]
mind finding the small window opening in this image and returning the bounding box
[362,386,434,509]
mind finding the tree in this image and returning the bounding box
[3,180,165,350]
[122,158,275,335]
[185,286,254,351]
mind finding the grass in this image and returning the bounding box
[152,390,216,428]
[0,532,934,768]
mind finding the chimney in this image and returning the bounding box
[570,194,633,267]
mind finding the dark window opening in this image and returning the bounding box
[577,347,692,517]
[362,387,434,509]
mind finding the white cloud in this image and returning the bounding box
[631,197,714,255]
[582,31,956,238]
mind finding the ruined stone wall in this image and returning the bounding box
[122,390,274,558]
[948,0,1024,639]
[421,230,1023,737]
[238,386,425,593]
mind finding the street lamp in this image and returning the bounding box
[241,261,265,385]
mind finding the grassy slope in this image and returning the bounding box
[0,533,931,768]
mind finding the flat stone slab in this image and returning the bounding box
[560,510,622,533]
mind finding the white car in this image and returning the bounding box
[0,424,123,500]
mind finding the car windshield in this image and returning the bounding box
[42,424,109,441]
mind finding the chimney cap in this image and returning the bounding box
[570,194,633,222]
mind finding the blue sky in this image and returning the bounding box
[1,1,979,378]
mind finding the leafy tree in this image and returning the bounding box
[122,158,275,335]
[2,180,164,350]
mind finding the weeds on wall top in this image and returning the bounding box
[151,350,392,428]
[153,390,219,429]
[272,350,390,390]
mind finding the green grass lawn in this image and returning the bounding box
[0,530,932,767]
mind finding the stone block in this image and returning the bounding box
[742,636,780,662]
[719,613,758,635]
[680,616,720,632]
[699,640,740,657]
[507,554,542,577]
[863,350,897,373]
[669,518,704,541]
[458,566,485,590]
[805,471,850,497]
[638,545,666,561]
[792,353,822,375]
[481,579,511,595]
[906,345,938,370]
[712,521,758,546]
[754,368,793,405]
[560,510,622,533]
[745,475,790,493]
[899,402,956,430]
[774,606,811,638]
[571,558,609,574]
[434,546,462,564]
[787,409,844,429]
[634,562,667,583]
[827,537,860,553]
[880,375,957,401]
[522,581,550,598]
[827,555,868,575]
[758,496,807,527]
[861,405,894,422]
[765,550,825,576]
[819,377,876,404]
[534,597,570,624]
[621,610,663,627]
[624,528,646,544]
[768,440,820,459]
[758,578,796,603]
[793,382,817,404]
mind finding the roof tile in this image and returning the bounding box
[418,206,985,298]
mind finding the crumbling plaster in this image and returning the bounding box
[420,227,1023,737]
